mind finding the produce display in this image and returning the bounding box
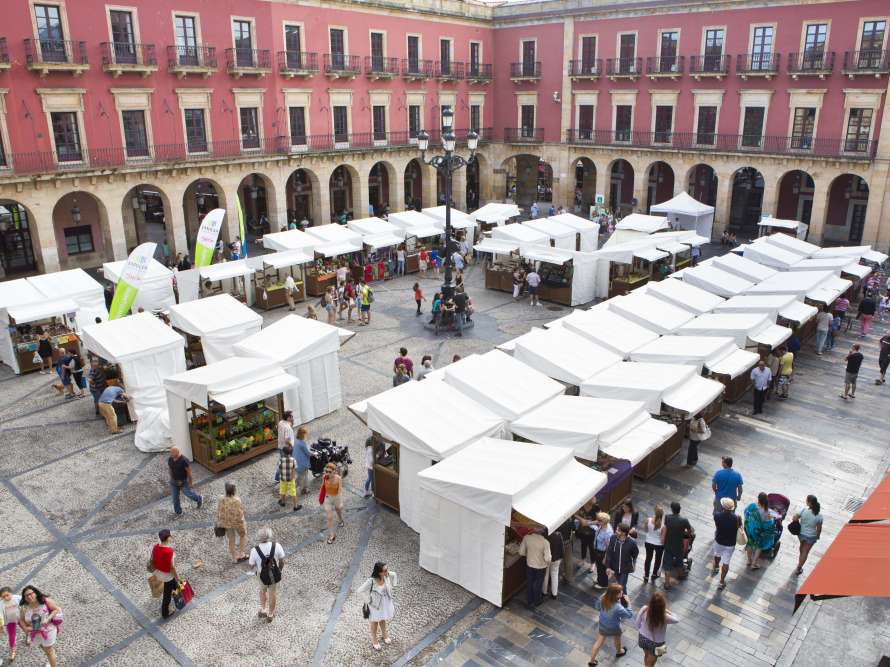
[190,399,280,469]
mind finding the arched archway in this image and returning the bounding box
[183,179,227,255]
[687,164,718,207]
[503,154,552,208]
[0,200,42,275]
[286,168,321,227]
[329,164,359,223]
[466,151,490,210]
[52,192,112,270]
[404,159,424,211]
[368,162,394,215]
[608,159,634,215]
[122,185,173,263]
[728,167,765,235]
[825,174,869,244]
[237,173,276,244]
[573,158,597,215]
[776,170,815,228]
[645,161,674,212]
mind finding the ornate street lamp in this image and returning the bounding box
[417,108,478,301]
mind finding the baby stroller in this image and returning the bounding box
[764,493,790,559]
[677,531,696,579]
[309,438,352,477]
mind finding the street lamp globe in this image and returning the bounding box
[467,129,479,152]
[443,129,456,153]
[417,129,430,152]
[441,107,454,130]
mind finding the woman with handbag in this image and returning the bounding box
[711,498,742,590]
[685,416,710,466]
[150,529,179,618]
[356,561,398,651]
[18,586,62,667]
[322,463,345,544]
[216,482,248,563]
[792,495,823,576]
[636,591,678,666]
[743,493,775,571]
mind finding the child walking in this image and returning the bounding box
[277,445,301,512]
[413,283,426,316]
[1,587,20,662]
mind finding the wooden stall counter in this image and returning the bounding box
[609,273,649,298]
[306,271,336,297]
[593,457,634,512]
[14,332,80,374]
[538,283,572,306]
[255,282,305,311]
[502,551,527,603]
[485,266,514,293]
[405,254,420,274]
[633,424,684,480]
[710,372,750,403]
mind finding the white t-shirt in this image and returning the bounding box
[397,250,406,261]
[644,517,664,546]
[365,445,375,470]
[284,275,296,291]
[816,311,833,332]
[277,420,294,450]
[526,272,541,288]
[248,541,285,576]
[1,594,21,625]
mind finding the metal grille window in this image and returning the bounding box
[845,108,872,152]
[407,36,419,70]
[0,131,6,167]
[121,110,149,158]
[696,106,717,145]
[803,24,827,67]
[183,108,207,153]
[751,26,773,70]
[654,105,673,143]
[859,21,886,68]
[581,36,596,69]
[333,105,348,142]
[704,28,724,70]
[520,105,535,137]
[372,105,386,140]
[289,107,306,145]
[285,24,302,68]
[174,15,198,65]
[741,106,765,148]
[790,107,816,149]
[370,32,384,67]
[619,33,636,73]
[578,104,594,139]
[330,29,345,69]
[239,107,259,148]
[470,105,481,132]
[109,10,136,64]
[35,4,66,62]
[233,20,253,67]
[64,225,94,255]
[408,105,420,138]
[470,42,480,73]
[615,105,632,141]
[440,39,451,73]
[50,111,82,162]
[521,40,535,75]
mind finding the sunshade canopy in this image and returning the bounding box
[346,217,406,237]
[646,278,725,314]
[165,356,297,410]
[778,300,818,325]
[473,239,519,255]
[675,312,775,348]
[305,224,363,245]
[262,250,315,269]
[421,206,477,230]
[851,474,890,523]
[520,246,573,265]
[813,245,888,264]
[315,240,363,256]
[712,253,778,283]
[82,312,185,362]
[608,292,695,334]
[707,349,762,379]
[27,268,103,302]
[7,298,79,325]
[492,223,549,245]
[522,218,575,240]
[563,308,660,357]
[682,265,754,297]
[630,335,738,372]
[199,260,255,282]
[232,314,343,366]
[743,241,803,270]
[745,270,834,297]
[471,202,520,224]
[757,218,804,231]
[633,247,669,262]
[764,231,820,257]
[361,233,404,250]
[548,212,598,232]
[262,229,317,253]
[169,293,262,335]
[649,191,714,216]
[841,263,871,279]
[787,257,858,273]
[513,326,622,386]
[615,213,670,234]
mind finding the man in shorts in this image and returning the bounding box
[249,527,285,622]
[712,498,741,590]
[277,445,301,511]
[526,268,542,307]
[776,346,793,399]
[841,343,864,400]
[662,501,693,590]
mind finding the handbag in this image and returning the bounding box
[214,526,226,538]
[655,645,668,657]
[319,483,327,505]
[362,585,372,619]
[173,580,194,610]
[788,519,802,536]
[736,525,748,546]
[148,574,164,598]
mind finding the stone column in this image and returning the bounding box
[760,173,779,220]
[105,205,129,261]
[33,206,60,273]
[452,163,467,210]
[806,181,829,244]
[421,160,438,208]
[390,161,406,213]
[166,194,190,255]
[316,164,333,225]
[355,165,370,220]
[867,163,890,249]
[713,168,734,236]
[560,17,575,143]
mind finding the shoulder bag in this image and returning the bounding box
[214,526,226,538]
[736,516,747,546]
[362,579,372,619]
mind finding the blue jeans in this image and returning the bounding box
[614,571,629,593]
[815,329,828,354]
[526,566,545,607]
[364,468,373,494]
[170,480,202,515]
[397,259,405,275]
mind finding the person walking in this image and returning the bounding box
[97,381,128,434]
[518,528,551,608]
[766,348,781,399]
[512,267,524,300]
[542,530,564,599]
[857,294,876,338]
[323,286,336,325]
[835,295,850,330]
[217,482,248,563]
[1,586,21,662]
[363,437,375,498]
[294,426,311,496]
[150,529,178,619]
[685,415,709,466]
[18,586,61,667]
[530,202,539,219]
[876,331,890,384]
[588,584,632,665]
[393,364,411,386]
[359,281,373,326]
[413,283,425,316]
[416,355,435,380]
[277,445,301,512]
[636,591,679,666]
[64,349,86,399]
[776,346,794,399]
[662,502,693,591]
[841,344,864,400]
[743,492,775,570]
[642,505,666,584]
[393,348,414,378]
[344,279,356,323]
[87,357,108,416]
[526,268,542,306]
[815,307,832,355]
[168,447,203,515]
[750,359,772,415]
[323,463,345,544]
[711,498,741,590]
[574,504,599,572]
[284,273,297,311]
[357,562,398,651]
[712,456,743,513]
[793,495,823,575]
[248,527,284,622]
[605,523,639,594]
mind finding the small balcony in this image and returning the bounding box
[788,51,835,79]
[401,58,432,80]
[466,63,492,83]
[843,49,890,78]
[504,127,543,143]
[736,53,780,79]
[689,54,730,79]
[225,48,272,77]
[100,42,157,77]
[24,39,89,76]
[646,55,684,79]
[568,59,601,79]
[278,51,317,78]
[364,55,399,79]
[435,61,464,81]
[510,61,541,81]
[324,53,360,78]
[606,57,641,80]
[0,38,10,71]
[167,45,217,78]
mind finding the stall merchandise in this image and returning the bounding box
[255,250,313,310]
[102,258,175,313]
[591,240,665,298]
[676,313,792,350]
[649,192,715,239]
[81,312,187,451]
[27,268,109,329]
[471,202,521,229]
[346,217,405,282]
[164,356,299,466]
[361,379,506,532]
[654,240,693,272]
[763,232,820,257]
[743,241,803,270]
[0,279,64,373]
[303,225,364,294]
[644,278,725,314]
[546,213,599,252]
[233,314,351,422]
[3,299,80,374]
[711,253,778,283]
[199,260,256,304]
[517,245,596,306]
[474,239,521,292]
[512,326,622,388]
[168,294,263,365]
[562,307,660,358]
[607,291,695,334]
[417,438,606,606]
[757,218,808,239]
[682,265,754,297]
[262,229,318,253]
[388,210,444,272]
[521,219,576,250]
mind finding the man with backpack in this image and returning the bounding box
[248,527,285,622]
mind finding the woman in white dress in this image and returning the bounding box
[357,561,398,650]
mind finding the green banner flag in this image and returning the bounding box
[237,195,247,258]
[108,242,156,320]
[194,208,226,267]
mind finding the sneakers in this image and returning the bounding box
[196,496,203,509]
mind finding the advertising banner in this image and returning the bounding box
[194,208,226,267]
[108,242,156,319]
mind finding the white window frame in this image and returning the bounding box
[29,0,75,61]
[657,28,681,61]
[283,89,311,152]
[232,88,264,152]
[610,89,637,142]
[406,91,425,144]
[799,20,832,55]
[230,15,257,58]
[0,90,12,170]
[171,10,203,57]
[842,88,882,153]
[691,89,724,146]
[110,87,155,162]
[515,91,537,131]
[175,87,212,155]
[615,31,638,58]
[329,89,353,149]
[469,91,486,138]
[700,25,727,56]
[104,6,144,64]
[737,89,774,146]
[576,33,598,61]
[36,87,87,165]
[406,33,422,61]
[573,91,598,138]
[649,90,679,142]
[854,16,889,52]
[369,29,387,57]
[786,89,826,149]
[369,90,391,146]
[328,25,349,56]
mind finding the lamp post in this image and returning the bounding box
[417,108,478,301]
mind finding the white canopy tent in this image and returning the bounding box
[199,260,256,305]
[82,313,187,452]
[649,192,715,239]
[421,206,479,232]
[364,380,506,532]
[471,202,520,226]
[443,350,564,424]
[0,279,52,373]
[232,315,352,421]
[512,326,622,386]
[521,219,576,250]
[711,253,778,283]
[630,335,740,373]
[491,223,549,246]
[563,308,660,358]
[546,213,600,251]
[388,210,444,240]
[102,259,175,313]
[713,294,799,321]
[813,245,888,264]
[607,291,695,334]
[347,217,406,250]
[305,224,365,256]
[168,294,263,364]
[763,232,820,257]
[644,278,725,314]
[262,229,318,253]
[787,257,862,275]
[261,250,315,270]
[417,438,606,606]
[682,265,754,297]
[840,263,872,280]
[27,268,109,330]
[743,241,803,270]
[615,213,671,234]
[757,218,808,239]
[744,270,834,299]
[676,313,792,349]
[165,356,299,460]
[806,276,853,307]
[517,244,597,305]
[581,361,725,416]
[473,239,519,259]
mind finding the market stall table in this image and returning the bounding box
[305,225,364,295]
[517,245,596,306]
[546,213,600,251]
[168,293,262,366]
[649,191,715,239]
[608,291,695,334]
[682,264,754,297]
[512,326,622,390]
[254,250,313,310]
[0,279,62,373]
[3,298,81,374]
[102,258,175,313]
[27,268,109,329]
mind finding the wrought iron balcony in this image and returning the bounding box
[504,127,544,143]
[401,58,433,79]
[324,53,360,78]
[435,61,464,80]
[466,62,492,82]
[788,51,835,78]
[278,51,318,77]
[167,45,217,76]
[736,53,780,78]
[225,48,272,76]
[606,57,642,78]
[510,61,541,79]
[0,38,9,70]
[364,55,399,78]
[568,59,601,78]
[100,42,158,77]
[689,54,730,78]
[24,38,89,75]
[646,55,684,77]
[843,49,890,76]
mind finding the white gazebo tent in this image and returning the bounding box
[744,270,834,299]
[81,312,187,451]
[813,245,888,265]
[232,314,352,421]
[417,438,606,606]
[644,278,725,314]
[757,218,808,239]
[521,219,576,250]
[562,308,659,358]
[199,260,256,305]
[168,293,263,364]
[763,232,820,257]
[473,238,519,262]
[649,192,714,239]
[421,206,479,237]
[347,216,406,251]
[363,379,506,532]
[711,252,778,283]
[491,222,550,247]
[547,213,600,251]
[102,258,175,313]
[517,244,596,305]
[682,265,754,297]
[630,335,743,373]
[305,224,365,256]
[388,210,444,241]
[615,213,671,234]
[262,229,318,253]
[607,291,695,334]
[512,326,622,388]
[743,241,803,270]
[164,357,300,460]
[806,276,853,309]
[471,202,520,227]
[676,313,792,350]
[0,279,50,373]
[713,294,799,321]
[787,257,863,275]
[27,268,109,329]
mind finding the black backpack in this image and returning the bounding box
[254,543,282,586]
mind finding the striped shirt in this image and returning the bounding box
[278,455,296,482]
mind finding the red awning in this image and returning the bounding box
[794,523,890,611]
[851,474,890,523]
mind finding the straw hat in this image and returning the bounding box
[720,497,736,511]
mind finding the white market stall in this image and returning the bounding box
[743,241,803,270]
[168,293,262,366]
[806,276,853,310]
[644,277,725,314]
[562,307,659,358]
[757,218,808,239]
[713,294,799,321]
[607,291,695,334]
[676,313,792,351]
[491,221,549,247]
[471,202,521,230]
[102,258,175,313]
[233,314,351,422]
[787,257,865,276]
[546,213,600,251]
[27,268,109,329]
[744,270,834,299]
[521,218,576,250]
[388,210,444,272]
[512,326,622,390]
[347,217,406,282]
[81,312,187,451]
[813,245,888,265]
[255,249,314,310]
[613,213,671,235]
[262,228,318,254]
[649,191,715,239]
[421,206,479,242]
[682,264,754,297]
[763,232,820,258]
[304,224,364,294]
[199,260,255,305]
[361,379,506,532]
[164,356,299,469]
[711,252,778,283]
[417,438,606,606]
[517,245,596,306]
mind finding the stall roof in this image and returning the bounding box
[547,212,599,232]
[492,223,550,245]
[471,202,520,224]
[168,293,262,336]
[787,257,857,273]
[650,191,715,215]
[806,276,853,305]
[314,240,364,257]
[713,294,799,321]
[682,265,754,297]
[421,206,477,230]
[473,239,519,255]
[305,224,363,245]
[633,247,669,262]
[763,231,820,257]
[707,348,762,379]
[608,292,695,334]
[779,300,818,325]
[7,298,80,325]
[346,217,405,237]
[364,379,505,461]
[600,418,678,466]
[851,474,890,523]
[813,245,888,264]
[262,250,315,269]
[103,258,173,283]
[232,314,346,367]
[712,252,778,283]
[842,263,871,279]
[262,229,317,253]
[522,218,575,240]
[646,278,725,315]
[743,241,803,270]
[82,311,185,362]
[199,259,255,282]
[0,279,47,319]
[745,270,834,297]
[165,356,296,409]
[757,218,804,231]
[520,246,573,265]
[615,213,671,234]
[389,209,437,229]
[563,308,660,357]
[443,350,565,422]
[676,312,775,348]
[362,233,404,250]
[417,438,606,532]
[655,241,690,255]
[513,326,622,386]
[630,335,739,372]
[28,268,103,302]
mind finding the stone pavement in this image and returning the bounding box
[0,260,888,667]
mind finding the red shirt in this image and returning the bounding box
[414,287,423,300]
[152,544,174,573]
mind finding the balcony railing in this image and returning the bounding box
[647,55,684,75]
[788,51,835,75]
[606,57,642,76]
[278,51,318,76]
[167,44,216,69]
[843,49,890,74]
[568,59,602,77]
[100,42,156,67]
[564,128,876,158]
[466,63,493,81]
[689,54,730,76]
[504,127,544,143]
[510,61,541,78]
[737,52,780,76]
[24,38,87,66]
[401,58,433,78]
[364,55,399,77]
[324,53,360,76]
[0,38,9,67]
[435,61,464,79]
[225,48,271,71]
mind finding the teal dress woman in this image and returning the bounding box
[743,492,775,570]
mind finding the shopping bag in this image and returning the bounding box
[32,351,42,365]
[148,574,164,598]
[318,483,327,505]
[173,580,194,609]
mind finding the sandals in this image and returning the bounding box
[383,638,391,645]
[337,520,345,528]
[588,661,598,666]
[372,643,381,651]
[616,647,627,658]
[327,536,336,544]
[717,582,726,590]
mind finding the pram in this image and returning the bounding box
[764,493,790,559]
[677,531,696,579]
[309,438,352,477]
